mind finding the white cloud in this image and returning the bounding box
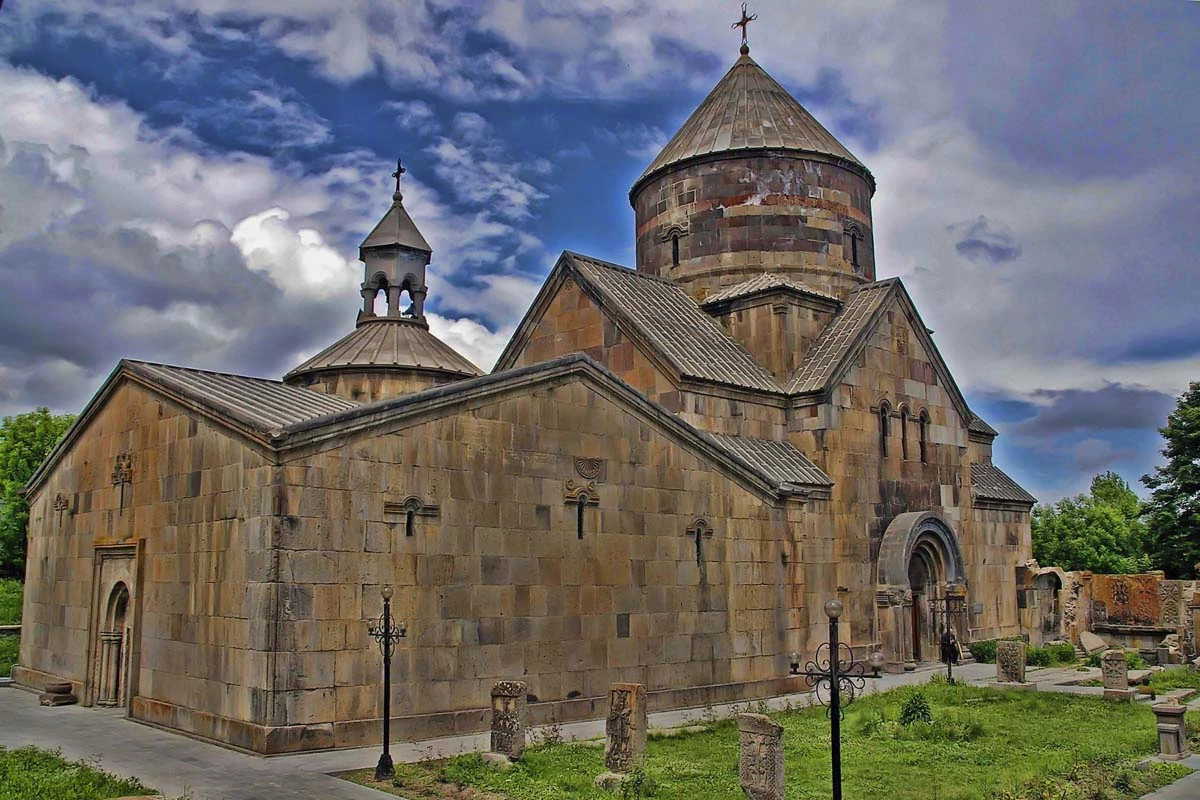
[384,99,438,132]
[426,314,514,372]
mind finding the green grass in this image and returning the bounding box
[0,579,20,626]
[352,681,1191,800]
[0,746,154,800]
[1149,667,1200,694]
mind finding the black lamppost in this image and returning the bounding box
[368,585,407,781]
[931,593,966,684]
[789,599,886,800]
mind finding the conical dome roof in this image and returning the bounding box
[634,51,869,193]
[284,317,481,383]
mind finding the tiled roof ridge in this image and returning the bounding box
[700,272,843,306]
[561,250,682,288]
[971,461,1036,505]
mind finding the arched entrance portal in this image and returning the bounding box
[877,512,967,668]
[97,582,130,707]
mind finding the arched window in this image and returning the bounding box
[879,401,891,457]
[576,497,587,540]
[919,409,930,464]
[405,509,415,538]
[671,233,680,268]
[900,406,910,460]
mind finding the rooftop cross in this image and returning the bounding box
[731,2,757,54]
[391,158,406,194]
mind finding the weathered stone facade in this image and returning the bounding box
[17,42,1035,754]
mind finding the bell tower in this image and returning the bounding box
[358,159,431,322]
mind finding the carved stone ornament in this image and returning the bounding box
[111,452,133,486]
[573,457,605,481]
[383,495,440,518]
[490,680,528,760]
[995,640,1027,683]
[658,222,689,242]
[604,683,647,773]
[53,493,69,512]
[738,713,785,800]
[563,479,600,506]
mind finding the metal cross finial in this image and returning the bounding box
[732,2,757,52]
[391,158,406,193]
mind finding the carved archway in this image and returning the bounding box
[97,582,130,707]
[876,512,967,667]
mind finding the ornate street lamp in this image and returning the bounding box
[368,585,407,781]
[789,599,886,800]
[931,592,967,684]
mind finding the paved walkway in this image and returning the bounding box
[0,660,1194,799]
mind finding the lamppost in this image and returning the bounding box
[368,585,407,781]
[789,599,886,800]
[931,592,966,684]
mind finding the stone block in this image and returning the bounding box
[1103,688,1136,703]
[490,680,528,760]
[1101,650,1128,691]
[1152,703,1190,760]
[1079,631,1107,655]
[738,713,784,800]
[996,640,1027,684]
[604,683,647,773]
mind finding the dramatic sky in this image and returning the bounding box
[0,1,1196,503]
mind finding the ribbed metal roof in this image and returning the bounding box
[968,414,999,437]
[361,192,432,253]
[284,317,482,381]
[635,52,867,188]
[565,252,782,393]
[126,360,357,432]
[704,433,832,487]
[786,280,895,394]
[700,272,841,307]
[971,462,1036,505]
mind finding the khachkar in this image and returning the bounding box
[489,680,528,761]
[1101,650,1135,702]
[604,683,647,772]
[995,640,1031,686]
[738,713,785,800]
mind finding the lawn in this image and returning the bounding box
[0,746,154,800]
[347,679,1190,800]
[0,579,20,678]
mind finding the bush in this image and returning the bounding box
[1127,651,1148,670]
[899,692,932,727]
[1026,646,1052,667]
[967,640,998,663]
[1047,642,1077,664]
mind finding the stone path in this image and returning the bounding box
[0,659,1193,799]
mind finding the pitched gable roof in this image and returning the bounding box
[25,360,358,495]
[787,279,895,394]
[971,462,1036,506]
[700,273,841,308]
[361,193,432,253]
[497,251,782,394]
[704,433,832,488]
[968,414,999,438]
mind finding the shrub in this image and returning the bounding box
[620,768,658,799]
[1047,642,1077,664]
[967,639,997,663]
[1127,651,1148,670]
[1026,646,1052,667]
[899,692,932,727]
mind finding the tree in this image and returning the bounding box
[1032,471,1152,574]
[1142,382,1200,578]
[0,408,76,578]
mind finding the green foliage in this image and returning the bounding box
[0,636,16,678]
[0,579,20,626]
[1046,642,1078,664]
[1149,667,1200,694]
[1142,382,1200,578]
[620,767,657,799]
[1032,471,1152,574]
[1026,646,1052,668]
[0,408,75,578]
[1126,651,1148,670]
[899,691,933,726]
[356,681,1189,800]
[968,639,999,663]
[0,745,153,800]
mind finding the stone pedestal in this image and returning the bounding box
[1152,703,1190,761]
[603,683,647,773]
[1101,649,1131,702]
[996,641,1027,684]
[489,680,527,761]
[38,681,77,707]
[737,713,785,800]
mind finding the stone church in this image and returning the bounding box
[15,40,1035,753]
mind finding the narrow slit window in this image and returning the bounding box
[671,233,680,268]
[900,407,909,460]
[879,402,891,457]
[919,410,929,463]
[405,509,415,538]
[577,498,586,540]
[850,232,859,267]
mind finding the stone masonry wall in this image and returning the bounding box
[632,154,875,301]
[17,382,276,750]
[273,378,807,747]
